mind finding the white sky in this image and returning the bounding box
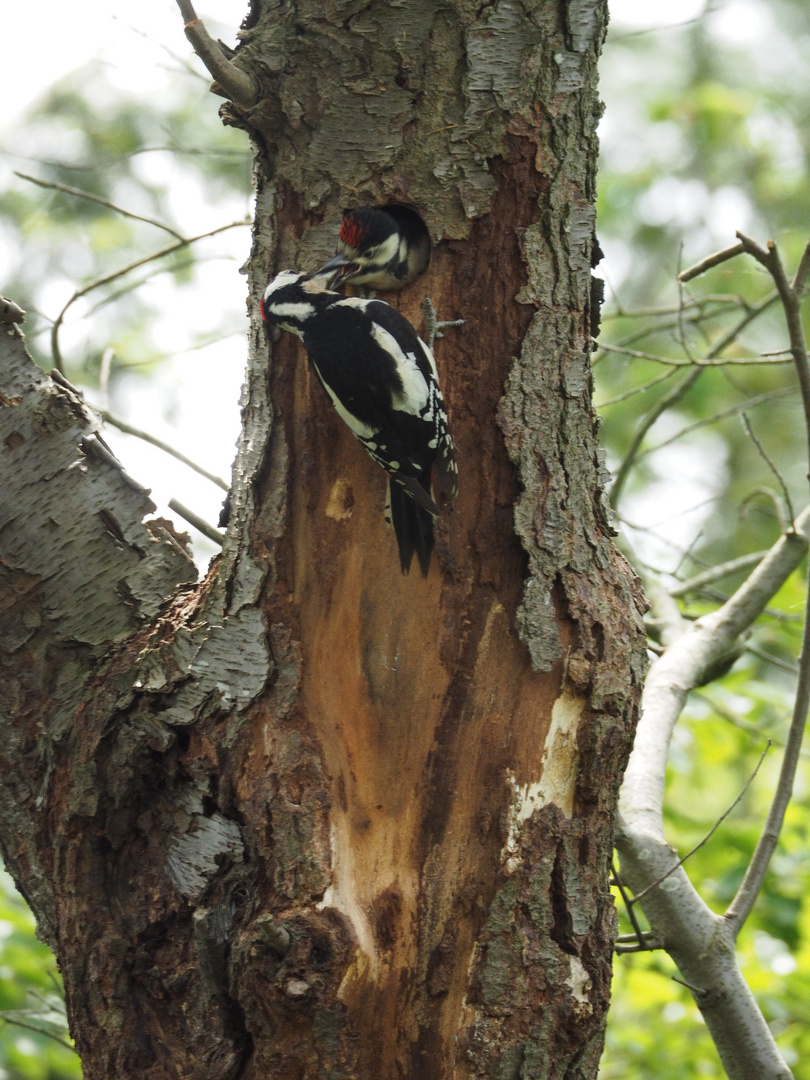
[1,2,248,126]
[1,0,713,568]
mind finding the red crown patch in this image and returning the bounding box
[339,214,369,250]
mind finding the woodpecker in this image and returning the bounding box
[261,270,457,575]
[319,206,431,292]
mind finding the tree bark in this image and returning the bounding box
[0,2,647,1077]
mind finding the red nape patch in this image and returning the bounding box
[260,297,267,321]
[339,213,369,250]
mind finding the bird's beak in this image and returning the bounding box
[317,253,359,285]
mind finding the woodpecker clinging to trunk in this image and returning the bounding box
[261,269,456,575]
[318,206,431,292]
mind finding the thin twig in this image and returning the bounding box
[601,294,749,320]
[609,291,779,509]
[633,387,796,462]
[630,743,770,905]
[98,410,229,491]
[168,499,224,546]
[675,248,698,366]
[740,486,790,534]
[611,859,650,947]
[744,642,800,676]
[50,220,248,371]
[610,368,703,509]
[597,341,792,369]
[694,690,778,744]
[669,550,770,597]
[0,1013,75,1052]
[596,368,679,408]
[671,976,709,997]
[14,172,184,240]
[740,413,796,528]
[724,232,810,934]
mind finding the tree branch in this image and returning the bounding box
[175,0,258,107]
[616,233,810,1079]
[98,410,229,491]
[50,220,248,371]
[669,550,770,597]
[168,498,224,546]
[678,241,745,283]
[14,172,184,241]
[609,290,778,510]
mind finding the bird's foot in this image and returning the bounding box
[422,295,466,350]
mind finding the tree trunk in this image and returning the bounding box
[0,2,647,1077]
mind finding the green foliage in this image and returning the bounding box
[597,3,810,1076]
[1,3,809,1078]
[0,871,79,1079]
[0,59,251,385]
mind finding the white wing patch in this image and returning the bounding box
[369,323,430,415]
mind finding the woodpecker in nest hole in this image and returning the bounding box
[319,206,431,292]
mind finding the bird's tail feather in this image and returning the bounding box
[386,479,435,576]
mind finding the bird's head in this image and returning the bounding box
[318,208,402,287]
[260,269,339,334]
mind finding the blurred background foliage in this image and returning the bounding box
[597,1,810,1076]
[0,0,809,1077]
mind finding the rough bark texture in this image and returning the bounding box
[0,1,647,1078]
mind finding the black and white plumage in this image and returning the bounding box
[318,206,431,292]
[261,270,457,575]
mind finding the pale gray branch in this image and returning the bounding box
[168,499,224,546]
[669,550,770,597]
[617,507,809,1080]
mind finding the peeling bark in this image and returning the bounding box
[0,1,647,1078]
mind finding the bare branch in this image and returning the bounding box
[737,232,810,471]
[741,414,796,528]
[669,550,770,597]
[50,220,248,371]
[791,237,810,296]
[613,494,807,1071]
[619,505,809,868]
[175,0,258,107]
[597,341,792,369]
[678,241,746,283]
[14,172,184,241]
[98,410,229,491]
[726,614,810,933]
[609,290,780,510]
[718,232,810,935]
[168,498,224,546]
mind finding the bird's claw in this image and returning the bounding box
[422,295,466,350]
